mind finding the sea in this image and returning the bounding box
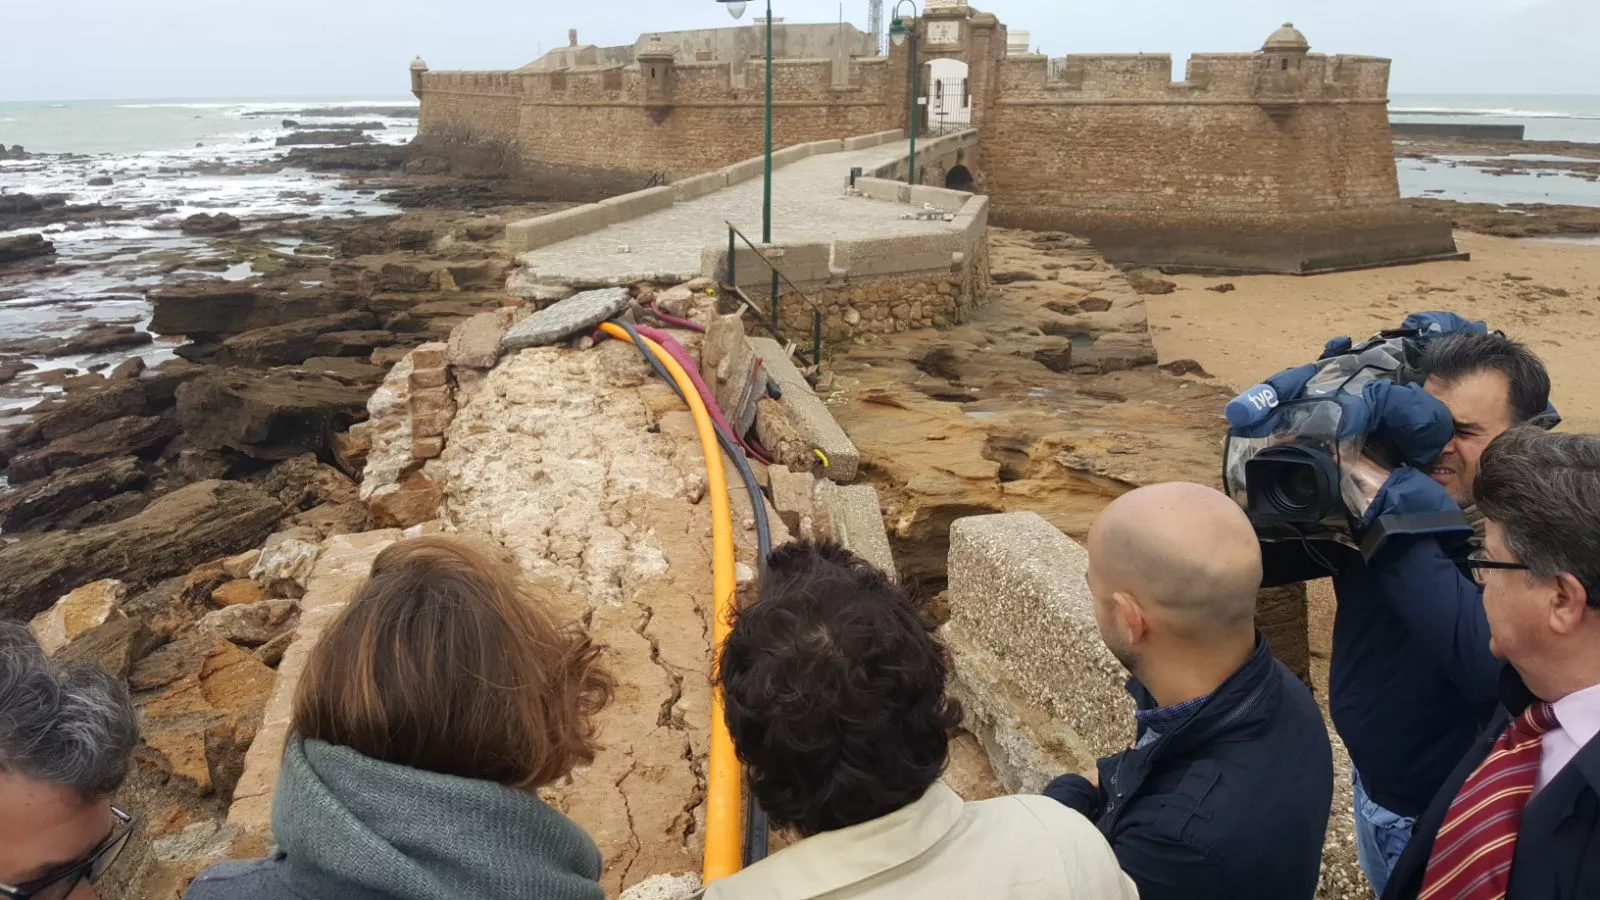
[0,97,419,415]
[1390,93,1600,207]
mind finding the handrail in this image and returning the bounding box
[723,221,826,368]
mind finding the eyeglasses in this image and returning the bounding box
[1463,550,1531,587]
[0,808,135,900]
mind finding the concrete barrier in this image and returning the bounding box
[853,176,909,204]
[817,481,896,577]
[909,184,971,213]
[722,157,766,185]
[599,185,676,220]
[843,130,904,150]
[940,512,1133,792]
[506,204,619,252]
[748,336,859,482]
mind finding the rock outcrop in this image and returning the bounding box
[176,370,370,459]
[0,480,283,621]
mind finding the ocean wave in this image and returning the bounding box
[1391,106,1600,121]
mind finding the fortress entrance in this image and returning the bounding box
[925,59,972,135]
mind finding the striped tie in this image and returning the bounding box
[1419,702,1560,900]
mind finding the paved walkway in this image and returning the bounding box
[517,143,946,283]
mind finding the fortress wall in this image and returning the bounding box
[504,58,892,197]
[415,71,527,178]
[977,52,1445,272]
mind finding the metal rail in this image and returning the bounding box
[723,221,826,368]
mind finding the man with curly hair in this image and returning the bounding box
[705,541,1135,899]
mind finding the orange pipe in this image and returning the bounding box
[595,323,744,882]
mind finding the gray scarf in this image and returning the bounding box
[270,736,603,900]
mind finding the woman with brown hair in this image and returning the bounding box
[183,536,613,900]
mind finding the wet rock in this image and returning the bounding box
[277,144,406,172]
[28,579,128,656]
[111,357,147,379]
[0,356,35,384]
[178,213,241,236]
[275,129,371,147]
[258,453,358,512]
[149,283,358,337]
[296,356,388,386]
[0,233,56,265]
[1159,359,1212,378]
[199,599,300,648]
[87,176,113,186]
[1124,270,1178,295]
[176,369,371,459]
[0,144,26,160]
[1207,283,1237,294]
[6,414,178,483]
[54,617,162,680]
[0,455,147,531]
[0,324,153,358]
[215,311,379,367]
[373,261,436,292]
[311,330,396,358]
[0,480,284,621]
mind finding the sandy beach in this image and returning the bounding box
[1147,231,1600,431]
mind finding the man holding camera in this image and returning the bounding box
[1330,332,1553,893]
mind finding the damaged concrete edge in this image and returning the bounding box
[748,336,860,483]
[506,130,904,253]
[941,511,1135,793]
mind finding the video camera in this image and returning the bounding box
[1223,312,1527,586]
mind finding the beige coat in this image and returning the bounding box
[702,782,1138,900]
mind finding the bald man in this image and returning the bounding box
[1044,483,1334,900]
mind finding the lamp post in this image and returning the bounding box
[890,0,919,185]
[718,0,774,244]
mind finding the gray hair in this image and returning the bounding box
[0,620,139,799]
[1476,427,1600,608]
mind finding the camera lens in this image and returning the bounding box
[1270,465,1321,513]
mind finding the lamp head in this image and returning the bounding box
[890,17,908,47]
[719,0,748,20]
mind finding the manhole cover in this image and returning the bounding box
[501,287,632,351]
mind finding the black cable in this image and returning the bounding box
[607,319,773,866]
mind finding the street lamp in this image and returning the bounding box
[890,0,919,185]
[718,0,774,244]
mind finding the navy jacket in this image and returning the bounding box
[1044,635,1333,900]
[1383,667,1600,900]
[1330,535,1501,817]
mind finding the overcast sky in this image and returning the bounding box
[2,0,1595,102]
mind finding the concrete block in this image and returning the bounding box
[598,185,676,221]
[722,158,766,185]
[940,512,1133,793]
[909,184,971,213]
[506,204,617,252]
[699,314,765,437]
[824,483,895,579]
[854,176,909,204]
[673,171,727,202]
[767,464,817,535]
[843,130,903,150]
[749,336,859,483]
[768,145,810,168]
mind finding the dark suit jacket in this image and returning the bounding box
[1383,667,1600,900]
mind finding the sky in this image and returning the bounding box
[2,0,1596,102]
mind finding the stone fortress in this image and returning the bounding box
[410,5,1459,274]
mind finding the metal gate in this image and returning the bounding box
[924,76,972,135]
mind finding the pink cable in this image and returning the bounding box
[650,301,707,333]
[632,323,773,466]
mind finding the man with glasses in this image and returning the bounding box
[0,621,138,900]
[1327,331,1555,895]
[1383,427,1600,900]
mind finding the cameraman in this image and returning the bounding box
[1331,332,1553,894]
